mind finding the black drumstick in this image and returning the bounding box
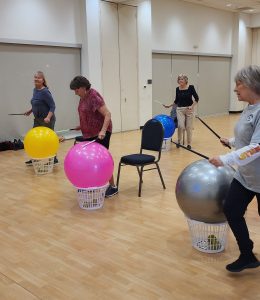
[195,116,231,149]
[8,113,24,115]
[171,141,209,159]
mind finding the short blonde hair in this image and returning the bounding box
[177,74,188,84]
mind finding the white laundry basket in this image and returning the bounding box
[187,218,229,253]
[32,157,55,175]
[162,138,171,152]
[76,184,108,210]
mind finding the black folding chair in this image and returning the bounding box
[116,118,166,197]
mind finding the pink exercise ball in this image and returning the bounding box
[64,142,114,188]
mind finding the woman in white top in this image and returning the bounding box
[209,65,260,273]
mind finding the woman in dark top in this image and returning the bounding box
[24,71,58,164]
[164,74,199,149]
[70,75,118,198]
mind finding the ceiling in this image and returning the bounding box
[111,0,260,14]
[182,0,260,13]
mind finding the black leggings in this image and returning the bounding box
[223,178,260,256]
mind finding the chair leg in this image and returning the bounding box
[116,162,122,188]
[138,166,144,197]
[155,163,166,189]
[136,166,140,177]
[136,166,143,183]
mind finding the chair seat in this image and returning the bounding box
[121,154,155,165]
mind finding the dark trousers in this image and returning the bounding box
[33,117,56,130]
[223,178,260,256]
[74,131,111,149]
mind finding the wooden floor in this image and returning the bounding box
[1,114,259,300]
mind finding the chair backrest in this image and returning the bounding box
[141,119,164,152]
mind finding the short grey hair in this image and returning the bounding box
[235,65,260,95]
[177,74,188,84]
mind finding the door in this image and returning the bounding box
[0,43,81,141]
[118,4,139,131]
[100,2,139,132]
[198,56,231,116]
[171,55,199,92]
[152,53,172,116]
[171,55,199,115]
[152,53,231,118]
[100,1,121,132]
[152,54,198,116]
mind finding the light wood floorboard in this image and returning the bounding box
[0,114,259,300]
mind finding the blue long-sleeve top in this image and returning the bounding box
[31,87,56,118]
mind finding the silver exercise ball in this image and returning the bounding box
[175,159,235,223]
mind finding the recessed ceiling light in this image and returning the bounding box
[226,3,232,7]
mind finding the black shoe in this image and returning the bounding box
[14,139,24,151]
[54,157,59,165]
[176,142,180,148]
[105,185,118,198]
[187,145,191,150]
[25,159,33,166]
[226,254,260,272]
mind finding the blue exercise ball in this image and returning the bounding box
[175,159,235,223]
[154,114,175,139]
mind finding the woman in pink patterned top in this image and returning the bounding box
[70,76,118,198]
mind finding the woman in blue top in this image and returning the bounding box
[24,71,57,164]
[209,65,260,273]
[164,74,199,149]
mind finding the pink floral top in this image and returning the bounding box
[78,88,112,138]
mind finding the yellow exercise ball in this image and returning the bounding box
[24,127,59,159]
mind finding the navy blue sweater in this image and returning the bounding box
[31,87,56,118]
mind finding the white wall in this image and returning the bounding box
[251,13,260,28]
[151,0,256,112]
[238,14,252,69]
[1,0,260,131]
[152,0,233,55]
[252,28,260,65]
[0,0,104,97]
[81,0,102,92]
[0,0,153,131]
[95,0,153,126]
[137,1,153,125]
[229,13,252,111]
[0,0,82,44]
[0,0,84,140]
